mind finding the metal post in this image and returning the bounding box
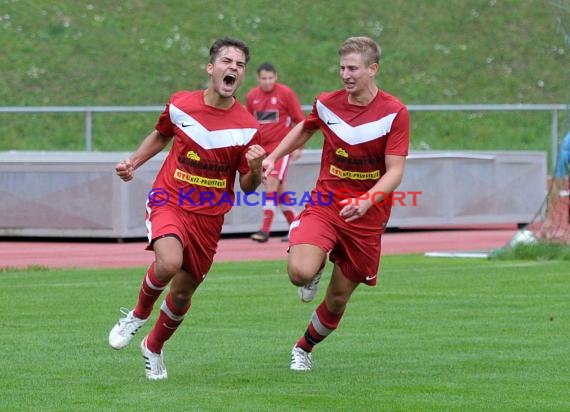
[551,109,559,174]
[85,110,93,151]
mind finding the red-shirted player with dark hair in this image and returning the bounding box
[246,62,305,243]
[263,36,410,371]
[108,37,265,380]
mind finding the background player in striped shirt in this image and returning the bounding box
[246,62,306,243]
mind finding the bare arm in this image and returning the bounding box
[263,121,316,176]
[115,129,172,182]
[270,121,314,161]
[288,121,304,161]
[339,154,407,222]
[287,90,307,161]
[367,155,407,204]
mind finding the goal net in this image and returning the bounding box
[509,1,570,246]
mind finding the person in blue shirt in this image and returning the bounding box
[553,132,570,180]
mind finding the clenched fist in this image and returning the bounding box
[245,144,266,172]
[115,159,135,182]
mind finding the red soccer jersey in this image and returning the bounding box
[246,83,305,153]
[304,89,410,230]
[152,90,261,215]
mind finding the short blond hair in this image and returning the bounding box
[338,36,381,66]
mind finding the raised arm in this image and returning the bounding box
[115,130,172,182]
[263,121,316,176]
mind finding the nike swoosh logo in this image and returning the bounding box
[365,274,377,281]
[181,122,195,127]
[326,120,340,125]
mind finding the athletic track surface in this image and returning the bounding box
[0,225,518,269]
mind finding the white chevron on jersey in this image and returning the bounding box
[169,104,257,149]
[316,100,397,145]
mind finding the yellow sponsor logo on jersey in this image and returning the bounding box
[335,148,349,158]
[174,168,226,188]
[186,151,201,161]
[329,164,380,180]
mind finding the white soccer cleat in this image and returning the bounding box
[290,345,312,371]
[108,308,148,350]
[298,270,323,303]
[140,336,168,380]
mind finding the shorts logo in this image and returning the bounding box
[365,274,377,281]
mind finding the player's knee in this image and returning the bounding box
[287,262,316,286]
[154,257,182,282]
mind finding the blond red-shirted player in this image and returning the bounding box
[246,62,305,243]
[263,36,410,371]
[108,37,265,380]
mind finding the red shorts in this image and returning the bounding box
[145,202,224,283]
[288,206,383,286]
[268,154,291,182]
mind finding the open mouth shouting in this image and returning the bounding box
[221,73,238,94]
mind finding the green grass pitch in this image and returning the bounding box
[1,255,568,411]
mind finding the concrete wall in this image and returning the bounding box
[0,150,547,238]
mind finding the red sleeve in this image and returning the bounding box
[303,96,321,131]
[245,90,254,115]
[286,88,305,124]
[385,107,410,156]
[237,130,262,175]
[154,103,175,137]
